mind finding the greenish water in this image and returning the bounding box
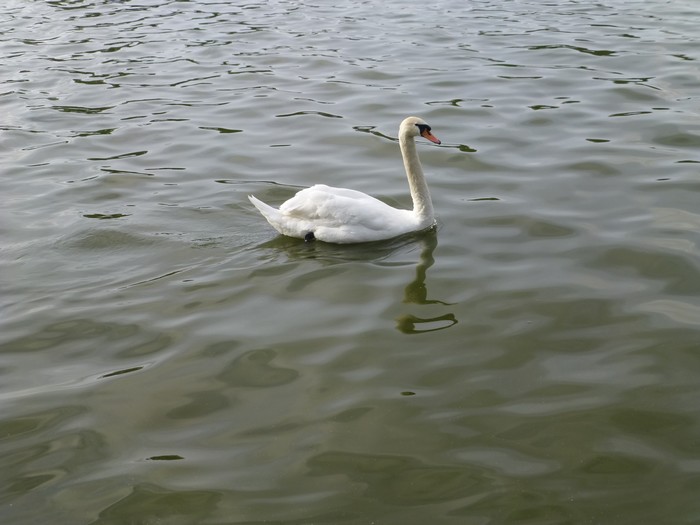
[2,0,700,523]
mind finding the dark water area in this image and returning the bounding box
[2,0,700,523]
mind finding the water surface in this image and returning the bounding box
[2,0,700,523]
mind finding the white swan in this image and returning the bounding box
[249,116,441,244]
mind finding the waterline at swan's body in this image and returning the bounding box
[249,116,442,244]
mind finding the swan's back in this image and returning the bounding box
[251,185,422,243]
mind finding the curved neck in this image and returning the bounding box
[400,134,434,223]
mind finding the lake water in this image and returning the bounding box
[2,0,700,523]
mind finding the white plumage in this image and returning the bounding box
[249,116,442,244]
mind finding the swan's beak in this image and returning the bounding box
[421,129,441,144]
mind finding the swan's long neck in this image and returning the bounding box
[400,133,434,224]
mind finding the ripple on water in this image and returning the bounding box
[3,0,700,523]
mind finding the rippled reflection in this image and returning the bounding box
[396,231,458,334]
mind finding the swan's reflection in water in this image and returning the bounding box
[396,230,457,334]
[253,228,457,334]
[396,313,457,334]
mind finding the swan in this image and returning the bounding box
[248,116,441,244]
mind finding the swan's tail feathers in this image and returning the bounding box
[249,194,277,218]
[249,195,282,225]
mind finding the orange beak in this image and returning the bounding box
[421,128,441,144]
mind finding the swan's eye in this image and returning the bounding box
[416,124,431,134]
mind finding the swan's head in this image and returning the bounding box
[401,116,441,144]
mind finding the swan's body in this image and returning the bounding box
[249,116,441,244]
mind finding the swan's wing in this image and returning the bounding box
[257,184,416,243]
[280,184,393,227]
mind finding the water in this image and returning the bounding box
[2,0,700,523]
